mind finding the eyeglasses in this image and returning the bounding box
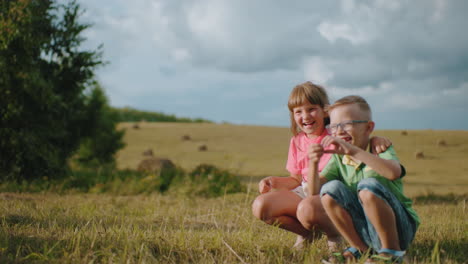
[326,120,369,134]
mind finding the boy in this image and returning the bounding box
[307,95,419,263]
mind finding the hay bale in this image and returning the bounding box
[198,145,207,152]
[401,130,408,136]
[137,158,175,173]
[142,148,153,156]
[415,151,424,159]
[181,135,191,141]
[437,139,447,147]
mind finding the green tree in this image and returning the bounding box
[75,83,125,169]
[0,0,121,180]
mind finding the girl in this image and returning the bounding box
[251,81,391,250]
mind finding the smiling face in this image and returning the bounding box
[292,101,327,138]
[328,103,374,150]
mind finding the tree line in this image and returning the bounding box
[110,107,211,123]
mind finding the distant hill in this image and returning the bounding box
[110,107,211,123]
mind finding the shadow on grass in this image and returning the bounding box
[2,214,36,226]
[0,232,63,263]
[410,238,468,263]
[413,193,468,205]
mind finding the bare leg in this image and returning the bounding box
[252,190,309,237]
[359,190,401,251]
[321,194,369,253]
[297,195,341,243]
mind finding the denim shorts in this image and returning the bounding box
[320,178,417,251]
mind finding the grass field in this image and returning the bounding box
[1,122,467,263]
[117,122,468,196]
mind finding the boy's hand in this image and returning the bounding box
[258,177,274,194]
[308,143,324,163]
[321,135,358,155]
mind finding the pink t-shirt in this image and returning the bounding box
[286,130,333,182]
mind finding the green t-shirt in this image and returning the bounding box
[321,145,420,227]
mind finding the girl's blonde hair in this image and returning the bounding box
[287,81,330,136]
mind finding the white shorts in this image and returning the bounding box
[291,181,308,199]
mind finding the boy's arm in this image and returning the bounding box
[322,136,402,180]
[352,149,402,180]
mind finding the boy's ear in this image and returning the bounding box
[367,121,375,134]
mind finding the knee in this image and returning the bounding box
[297,196,321,229]
[320,180,345,207]
[320,180,345,196]
[252,195,271,222]
[357,177,380,191]
[320,193,336,209]
[357,178,382,204]
[358,189,377,204]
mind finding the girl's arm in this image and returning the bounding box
[307,143,328,195]
[258,174,301,194]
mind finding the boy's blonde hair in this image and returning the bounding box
[326,95,372,120]
[287,81,330,136]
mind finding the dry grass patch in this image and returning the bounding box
[1,192,467,263]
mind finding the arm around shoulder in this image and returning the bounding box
[353,148,402,180]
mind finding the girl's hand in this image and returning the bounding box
[308,143,324,163]
[370,136,392,154]
[258,177,274,194]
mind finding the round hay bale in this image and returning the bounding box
[181,135,191,141]
[415,151,424,159]
[198,145,207,152]
[401,130,408,136]
[437,139,447,147]
[137,158,175,173]
[142,148,153,156]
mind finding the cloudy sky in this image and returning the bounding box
[78,0,468,130]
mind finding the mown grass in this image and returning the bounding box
[1,191,467,263]
[1,123,467,263]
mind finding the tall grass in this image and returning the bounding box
[0,190,466,263]
[0,163,244,198]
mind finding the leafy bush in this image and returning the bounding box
[180,164,245,198]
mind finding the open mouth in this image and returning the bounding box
[340,136,352,143]
[302,121,315,128]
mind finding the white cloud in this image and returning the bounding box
[442,82,468,96]
[302,57,335,84]
[388,94,436,110]
[317,22,371,45]
[432,0,448,23]
[329,82,395,98]
[172,48,191,62]
[187,1,231,47]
